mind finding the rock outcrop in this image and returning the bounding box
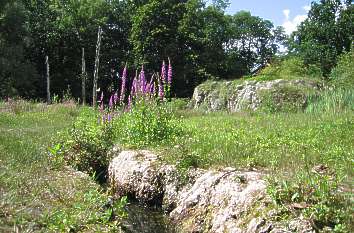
[190,79,320,112]
[108,150,314,233]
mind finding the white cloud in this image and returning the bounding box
[282,7,308,35]
[303,5,311,12]
[283,9,290,20]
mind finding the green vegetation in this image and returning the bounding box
[113,100,182,147]
[1,0,353,232]
[0,101,126,232]
[2,0,352,99]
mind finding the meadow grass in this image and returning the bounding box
[0,102,122,232]
[1,95,353,231]
[162,111,353,177]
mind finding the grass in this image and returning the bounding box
[161,111,353,179]
[0,102,123,232]
[1,88,353,232]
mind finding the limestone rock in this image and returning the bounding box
[108,150,164,204]
[190,79,320,112]
[108,150,314,233]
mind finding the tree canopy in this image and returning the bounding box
[0,0,352,100]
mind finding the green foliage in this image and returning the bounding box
[258,85,312,113]
[0,103,126,231]
[225,11,285,78]
[114,99,183,147]
[267,172,352,232]
[291,0,353,76]
[330,49,354,89]
[44,190,126,232]
[306,88,354,114]
[258,57,322,80]
[59,110,114,180]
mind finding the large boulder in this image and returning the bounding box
[190,79,320,112]
[108,150,314,233]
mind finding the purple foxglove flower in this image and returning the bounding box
[109,94,114,109]
[120,65,127,104]
[140,66,146,94]
[145,83,150,96]
[161,61,166,84]
[99,92,104,112]
[167,58,172,85]
[113,92,119,105]
[107,113,111,122]
[150,82,155,96]
[127,95,132,111]
[158,77,164,100]
[131,78,137,97]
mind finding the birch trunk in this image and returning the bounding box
[81,47,86,105]
[45,55,51,104]
[92,27,103,107]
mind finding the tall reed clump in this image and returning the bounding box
[306,88,354,114]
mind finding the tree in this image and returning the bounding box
[224,11,285,78]
[290,0,353,77]
[0,0,39,97]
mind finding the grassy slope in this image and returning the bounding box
[164,111,353,178]
[0,103,119,232]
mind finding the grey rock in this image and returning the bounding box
[191,79,320,112]
[108,150,314,233]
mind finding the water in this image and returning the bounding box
[120,202,175,233]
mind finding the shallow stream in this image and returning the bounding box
[120,202,175,233]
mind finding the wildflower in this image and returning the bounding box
[161,61,166,84]
[140,66,146,94]
[167,58,172,86]
[99,92,104,112]
[127,95,132,111]
[120,65,127,104]
[113,92,119,105]
[158,76,164,100]
[131,78,137,97]
[109,94,114,109]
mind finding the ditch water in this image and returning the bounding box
[120,202,175,233]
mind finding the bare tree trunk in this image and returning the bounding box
[81,47,86,105]
[92,26,103,107]
[45,55,51,104]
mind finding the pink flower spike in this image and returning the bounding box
[113,92,119,105]
[109,94,114,109]
[120,65,127,104]
[161,60,166,84]
[167,58,172,85]
[140,65,146,94]
[158,76,164,100]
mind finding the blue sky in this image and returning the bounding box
[224,0,315,35]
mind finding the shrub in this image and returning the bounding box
[258,85,310,113]
[306,88,354,114]
[330,49,354,89]
[114,99,182,147]
[267,171,352,232]
[259,57,321,80]
[259,57,322,80]
[58,112,115,182]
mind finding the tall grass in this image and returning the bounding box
[306,88,354,114]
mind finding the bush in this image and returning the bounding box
[114,99,182,147]
[258,85,311,113]
[267,171,352,232]
[259,57,322,80]
[306,88,354,114]
[58,111,114,181]
[330,49,354,89]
